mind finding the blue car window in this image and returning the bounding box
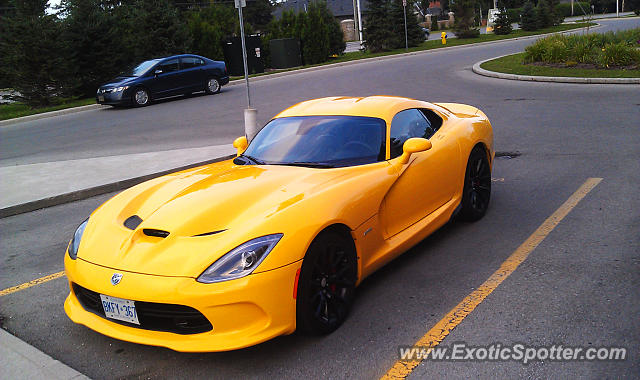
[158,58,179,73]
[181,57,201,69]
[389,109,433,159]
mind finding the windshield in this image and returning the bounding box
[122,59,161,77]
[240,116,386,168]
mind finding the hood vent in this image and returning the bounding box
[124,215,143,230]
[143,229,170,238]
[193,229,227,237]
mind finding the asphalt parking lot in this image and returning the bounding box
[1,17,639,379]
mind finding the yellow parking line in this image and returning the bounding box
[0,271,66,297]
[381,177,602,379]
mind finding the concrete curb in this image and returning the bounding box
[0,154,234,219]
[0,23,604,126]
[0,328,89,379]
[472,54,640,84]
[0,104,108,127]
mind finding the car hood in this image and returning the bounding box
[78,161,352,277]
[101,76,137,88]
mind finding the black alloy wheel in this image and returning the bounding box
[296,230,357,335]
[460,146,491,222]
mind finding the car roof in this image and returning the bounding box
[274,96,437,122]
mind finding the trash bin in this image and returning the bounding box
[269,38,302,69]
[223,36,264,76]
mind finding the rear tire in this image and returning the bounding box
[296,230,357,335]
[205,78,221,94]
[459,146,491,222]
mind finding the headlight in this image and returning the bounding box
[68,218,88,260]
[114,86,129,92]
[197,234,283,283]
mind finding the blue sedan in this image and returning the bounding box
[96,54,230,107]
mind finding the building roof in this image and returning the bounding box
[273,0,369,19]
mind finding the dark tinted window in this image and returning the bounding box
[123,59,161,76]
[242,116,386,168]
[389,109,434,159]
[181,57,204,69]
[158,58,179,73]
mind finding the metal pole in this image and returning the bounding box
[403,1,408,51]
[238,5,251,108]
[616,0,619,17]
[356,0,363,45]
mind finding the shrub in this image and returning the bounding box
[570,41,597,63]
[523,41,546,62]
[543,38,568,62]
[598,42,639,67]
[506,8,522,24]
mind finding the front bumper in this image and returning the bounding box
[64,255,301,352]
[96,89,131,105]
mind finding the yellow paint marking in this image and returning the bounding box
[0,271,66,297]
[382,177,602,379]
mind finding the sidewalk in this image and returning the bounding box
[0,328,89,379]
[0,143,236,216]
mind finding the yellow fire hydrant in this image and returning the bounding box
[441,32,447,45]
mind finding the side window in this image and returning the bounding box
[389,109,433,159]
[158,58,179,73]
[180,57,200,69]
[420,109,443,137]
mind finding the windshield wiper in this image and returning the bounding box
[239,154,266,165]
[286,162,336,168]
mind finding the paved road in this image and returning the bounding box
[1,17,639,379]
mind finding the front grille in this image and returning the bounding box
[72,283,212,335]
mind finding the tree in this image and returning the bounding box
[388,0,425,48]
[317,1,346,56]
[0,0,66,106]
[494,2,512,34]
[364,0,392,51]
[453,0,480,38]
[187,4,238,61]
[59,0,128,97]
[121,0,190,63]
[536,0,553,29]
[301,2,330,64]
[365,0,425,51]
[244,0,274,33]
[519,0,537,31]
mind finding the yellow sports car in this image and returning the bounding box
[64,96,494,352]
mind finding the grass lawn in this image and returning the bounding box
[230,22,596,80]
[480,52,640,78]
[0,97,96,121]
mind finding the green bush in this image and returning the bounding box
[523,28,640,67]
[494,8,513,35]
[506,8,522,24]
[599,42,639,67]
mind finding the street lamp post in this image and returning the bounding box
[403,0,408,51]
[235,0,258,141]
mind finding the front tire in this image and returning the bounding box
[459,146,491,221]
[296,230,357,335]
[132,88,150,107]
[205,78,221,94]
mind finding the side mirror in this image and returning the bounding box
[398,138,431,164]
[233,136,248,156]
[154,69,163,75]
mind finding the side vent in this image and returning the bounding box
[143,229,170,238]
[124,215,143,230]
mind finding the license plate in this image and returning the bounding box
[98,96,105,102]
[100,294,139,325]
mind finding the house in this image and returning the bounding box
[273,0,369,23]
